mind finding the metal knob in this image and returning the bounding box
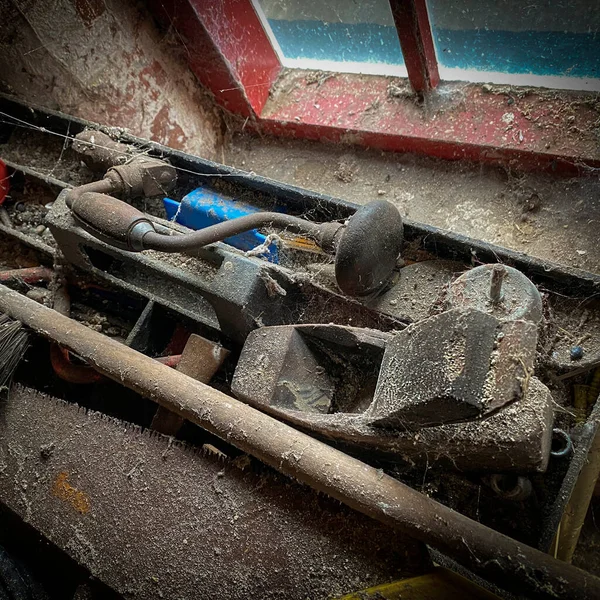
[334,200,404,296]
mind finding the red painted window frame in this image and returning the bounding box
[148,0,599,174]
[390,0,439,93]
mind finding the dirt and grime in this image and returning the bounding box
[0,385,427,600]
[225,134,600,274]
[2,105,600,597]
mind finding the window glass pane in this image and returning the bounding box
[253,0,406,76]
[426,0,600,90]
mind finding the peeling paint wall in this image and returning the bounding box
[0,0,224,159]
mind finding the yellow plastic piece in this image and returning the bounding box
[574,384,591,423]
[588,368,600,405]
[337,567,500,600]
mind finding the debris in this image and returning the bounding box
[369,308,537,428]
[334,155,358,182]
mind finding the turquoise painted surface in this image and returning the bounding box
[268,18,599,78]
[432,29,599,78]
[268,19,404,65]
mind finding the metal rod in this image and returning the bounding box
[50,344,182,384]
[0,266,53,284]
[141,212,340,253]
[65,178,115,208]
[0,284,598,599]
[490,264,506,304]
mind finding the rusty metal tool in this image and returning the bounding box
[231,319,552,472]
[66,189,403,297]
[151,333,229,435]
[0,385,425,599]
[0,284,599,599]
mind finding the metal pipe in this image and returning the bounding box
[49,344,104,385]
[65,178,115,208]
[0,266,53,284]
[0,284,598,599]
[141,212,323,251]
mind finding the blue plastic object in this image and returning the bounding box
[163,186,278,262]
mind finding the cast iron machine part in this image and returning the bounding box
[65,164,404,297]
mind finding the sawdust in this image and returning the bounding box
[1,129,95,187]
[0,236,39,269]
[541,295,600,371]
[69,302,130,340]
[334,154,359,183]
[142,249,219,282]
[2,177,57,249]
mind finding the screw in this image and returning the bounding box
[489,264,506,304]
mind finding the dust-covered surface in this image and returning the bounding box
[1,172,59,249]
[0,385,428,600]
[2,95,600,585]
[141,249,219,282]
[232,317,554,473]
[225,134,600,274]
[0,0,223,159]
[573,496,600,577]
[1,129,95,187]
[0,236,41,270]
[541,295,600,371]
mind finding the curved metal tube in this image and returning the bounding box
[140,212,340,253]
[66,178,115,208]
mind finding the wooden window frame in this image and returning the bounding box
[148,0,600,174]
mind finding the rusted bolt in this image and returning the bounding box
[489,264,507,304]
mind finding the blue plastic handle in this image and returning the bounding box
[163,185,278,263]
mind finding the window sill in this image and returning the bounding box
[254,69,600,175]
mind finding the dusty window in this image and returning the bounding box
[427,0,600,91]
[252,0,407,76]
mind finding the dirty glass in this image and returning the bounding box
[252,0,406,75]
[426,0,600,90]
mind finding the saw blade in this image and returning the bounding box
[0,384,428,600]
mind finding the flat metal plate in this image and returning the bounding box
[0,385,428,599]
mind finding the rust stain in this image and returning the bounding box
[73,0,106,28]
[52,471,91,514]
[151,103,189,150]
